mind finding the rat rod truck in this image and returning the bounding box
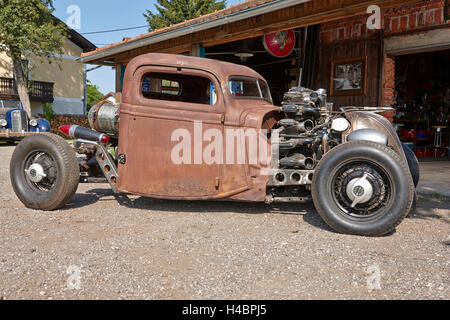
[9,53,419,236]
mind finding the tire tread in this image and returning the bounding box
[312,140,415,236]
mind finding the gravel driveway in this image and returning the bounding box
[0,144,448,300]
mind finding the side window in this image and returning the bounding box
[141,72,217,105]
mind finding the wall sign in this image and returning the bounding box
[263,29,295,58]
[330,57,367,96]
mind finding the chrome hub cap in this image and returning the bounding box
[25,163,47,183]
[23,151,57,191]
[333,161,392,219]
[345,173,374,207]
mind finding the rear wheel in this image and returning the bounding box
[10,133,79,211]
[312,140,414,236]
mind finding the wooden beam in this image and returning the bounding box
[202,0,419,47]
[87,0,419,64]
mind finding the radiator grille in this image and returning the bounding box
[11,110,28,132]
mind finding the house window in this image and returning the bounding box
[141,72,216,105]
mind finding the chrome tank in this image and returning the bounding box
[88,102,119,135]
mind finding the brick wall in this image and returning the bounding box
[318,0,449,122]
[383,0,448,35]
[320,0,449,44]
[382,55,396,107]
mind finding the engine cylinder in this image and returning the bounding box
[88,102,119,135]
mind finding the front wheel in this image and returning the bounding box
[10,133,80,211]
[312,140,414,236]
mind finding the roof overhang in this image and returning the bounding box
[80,0,422,65]
[79,0,310,64]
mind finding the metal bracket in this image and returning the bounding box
[95,144,119,193]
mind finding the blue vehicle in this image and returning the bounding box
[0,105,50,142]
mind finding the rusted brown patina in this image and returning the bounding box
[117,53,280,201]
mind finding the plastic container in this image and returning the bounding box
[425,148,435,157]
[417,130,428,139]
[416,147,424,158]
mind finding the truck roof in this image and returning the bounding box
[124,53,266,83]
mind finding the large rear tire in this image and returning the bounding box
[312,140,414,236]
[10,133,80,211]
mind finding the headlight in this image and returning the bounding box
[0,119,7,127]
[309,92,319,102]
[29,119,38,127]
[331,118,350,132]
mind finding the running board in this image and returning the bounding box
[265,195,312,204]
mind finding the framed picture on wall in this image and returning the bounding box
[330,57,367,96]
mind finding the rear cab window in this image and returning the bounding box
[141,73,217,105]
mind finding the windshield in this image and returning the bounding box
[228,77,272,103]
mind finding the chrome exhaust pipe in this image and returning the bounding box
[279,154,315,169]
[278,119,315,133]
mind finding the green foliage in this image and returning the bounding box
[0,0,68,117]
[42,102,55,121]
[86,80,104,110]
[144,0,226,31]
[0,0,67,64]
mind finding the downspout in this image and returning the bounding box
[83,64,87,115]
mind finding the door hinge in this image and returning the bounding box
[221,114,225,124]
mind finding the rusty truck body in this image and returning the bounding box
[9,53,419,236]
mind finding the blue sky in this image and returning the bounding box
[52,0,243,94]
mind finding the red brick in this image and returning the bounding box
[435,8,443,24]
[409,13,417,28]
[400,15,409,30]
[417,11,426,26]
[427,10,436,24]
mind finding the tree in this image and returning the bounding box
[0,0,67,117]
[86,80,104,110]
[144,0,226,32]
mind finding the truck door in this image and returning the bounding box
[117,66,226,199]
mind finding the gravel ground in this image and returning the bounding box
[0,144,448,300]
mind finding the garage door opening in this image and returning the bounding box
[394,49,450,160]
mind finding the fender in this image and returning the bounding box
[344,111,408,164]
[347,128,388,145]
